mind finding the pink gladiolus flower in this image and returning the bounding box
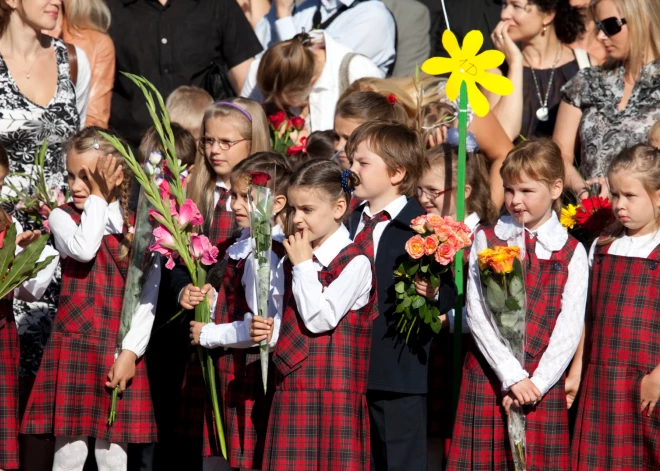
[149,226,177,256]
[42,219,50,233]
[165,255,177,270]
[38,203,51,218]
[159,180,171,200]
[177,199,204,227]
[435,242,456,265]
[410,215,427,234]
[189,234,219,266]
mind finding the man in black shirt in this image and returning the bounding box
[107,0,262,147]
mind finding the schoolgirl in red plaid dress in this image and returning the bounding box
[418,143,500,465]
[251,160,377,471]
[572,144,660,470]
[448,140,589,471]
[21,130,160,471]
[185,152,292,469]
[0,212,59,471]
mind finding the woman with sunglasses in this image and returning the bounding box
[554,0,660,199]
[489,0,588,142]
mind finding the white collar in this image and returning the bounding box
[495,212,568,252]
[226,225,287,260]
[215,177,228,192]
[322,0,354,9]
[362,195,408,221]
[464,212,481,232]
[313,224,351,267]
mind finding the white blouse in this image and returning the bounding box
[200,226,286,349]
[588,230,660,265]
[466,213,589,394]
[48,195,160,358]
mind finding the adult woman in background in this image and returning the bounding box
[554,0,660,197]
[489,0,587,141]
[50,0,114,128]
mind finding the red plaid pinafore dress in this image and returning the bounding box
[448,226,578,471]
[264,244,378,471]
[572,242,660,470]
[175,193,238,445]
[201,241,287,466]
[21,204,157,443]
[0,294,19,470]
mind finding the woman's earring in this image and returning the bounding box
[542,25,547,36]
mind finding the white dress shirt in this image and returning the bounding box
[242,30,384,132]
[588,230,660,265]
[200,226,286,349]
[73,45,91,128]
[12,220,59,302]
[49,195,161,358]
[466,213,588,394]
[255,0,395,74]
[353,195,408,260]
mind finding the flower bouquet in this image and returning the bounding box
[476,237,527,471]
[393,214,471,343]
[1,140,67,232]
[247,171,274,393]
[560,196,613,248]
[100,73,226,458]
[268,112,307,156]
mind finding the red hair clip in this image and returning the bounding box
[387,94,397,105]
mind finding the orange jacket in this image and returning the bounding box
[61,21,115,128]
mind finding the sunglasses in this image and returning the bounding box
[595,17,626,37]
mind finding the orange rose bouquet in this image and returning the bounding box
[476,242,527,470]
[394,214,471,342]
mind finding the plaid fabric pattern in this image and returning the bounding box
[0,297,19,470]
[448,226,577,470]
[265,244,377,471]
[209,189,238,255]
[572,243,660,470]
[353,210,389,260]
[21,204,156,443]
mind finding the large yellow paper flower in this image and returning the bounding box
[422,30,514,117]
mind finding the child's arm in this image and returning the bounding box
[566,326,586,409]
[466,231,529,390]
[641,363,660,417]
[105,256,161,392]
[529,244,589,397]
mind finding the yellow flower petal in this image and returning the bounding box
[474,50,506,70]
[466,81,491,117]
[445,71,464,101]
[461,30,484,59]
[442,30,461,59]
[421,57,455,76]
[477,71,515,96]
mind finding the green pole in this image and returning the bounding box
[453,81,468,414]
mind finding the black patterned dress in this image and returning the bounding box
[0,38,80,392]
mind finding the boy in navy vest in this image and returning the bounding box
[347,121,457,471]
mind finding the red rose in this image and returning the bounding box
[249,171,272,186]
[288,116,306,131]
[286,136,308,156]
[387,94,397,105]
[268,111,287,130]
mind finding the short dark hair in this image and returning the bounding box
[345,121,424,197]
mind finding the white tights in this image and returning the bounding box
[53,436,128,471]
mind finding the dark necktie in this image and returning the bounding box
[525,233,536,269]
[354,211,390,260]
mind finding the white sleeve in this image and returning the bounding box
[121,257,161,358]
[588,238,598,268]
[240,59,263,102]
[292,255,372,334]
[447,307,471,334]
[466,231,528,390]
[347,54,386,82]
[49,196,109,262]
[530,245,589,395]
[74,46,91,128]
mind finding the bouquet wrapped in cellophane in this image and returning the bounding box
[100,73,227,458]
[475,227,527,471]
[247,171,274,394]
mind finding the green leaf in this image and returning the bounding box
[395,302,406,313]
[485,278,506,310]
[408,263,419,276]
[504,297,521,311]
[0,232,56,300]
[510,276,524,298]
[395,281,405,294]
[401,296,412,308]
[0,225,17,287]
[412,295,426,309]
[394,262,406,276]
[429,274,439,290]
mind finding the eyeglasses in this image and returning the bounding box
[595,17,626,37]
[417,187,455,200]
[199,137,249,150]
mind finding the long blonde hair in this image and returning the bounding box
[590,0,660,78]
[64,127,133,258]
[187,98,271,228]
[64,0,111,33]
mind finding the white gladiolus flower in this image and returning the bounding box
[149,151,162,166]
